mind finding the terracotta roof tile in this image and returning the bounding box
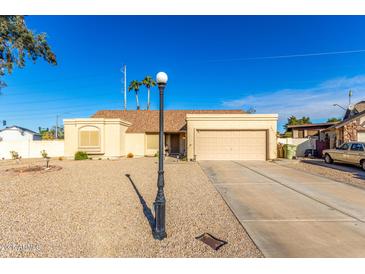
[92,110,245,133]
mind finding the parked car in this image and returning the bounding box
[323,142,365,171]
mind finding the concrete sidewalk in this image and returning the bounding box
[199,160,365,257]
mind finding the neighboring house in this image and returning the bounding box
[0,125,63,160]
[286,122,339,139]
[0,125,41,142]
[64,110,278,161]
[323,109,365,148]
[343,100,365,120]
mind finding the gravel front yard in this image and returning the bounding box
[0,157,261,258]
[275,158,365,189]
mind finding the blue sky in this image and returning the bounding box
[1,16,365,132]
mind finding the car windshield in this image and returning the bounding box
[338,143,350,150]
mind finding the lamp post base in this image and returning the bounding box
[153,199,167,240]
[153,229,167,240]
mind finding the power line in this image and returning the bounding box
[2,109,96,121]
[199,49,365,63]
[2,71,118,90]
[0,92,120,106]
[0,102,120,117]
[2,81,116,96]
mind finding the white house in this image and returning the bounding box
[0,126,41,142]
[0,126,64,160]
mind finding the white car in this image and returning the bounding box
[323,142,365,171]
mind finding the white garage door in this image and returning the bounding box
[195,130,267,161]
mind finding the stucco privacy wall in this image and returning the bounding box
[186,114,278,160]
[277,137,316,157]
[64,118,131,158]
[0,140,64,159]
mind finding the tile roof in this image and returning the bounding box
[287,122,339,129]
[0,125,39,135]
[92,110,245,133]
[333,109,365,129]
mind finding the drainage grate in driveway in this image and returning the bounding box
[195,233,227,251]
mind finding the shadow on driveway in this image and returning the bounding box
[300,159,365,181]
[125,174,155,232]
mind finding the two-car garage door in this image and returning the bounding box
[195,130,267,161]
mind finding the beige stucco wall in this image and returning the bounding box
[186,114,278,161]
[125,133,146,157]
[64,118,131,158]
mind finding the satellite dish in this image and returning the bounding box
[348,104,355,111]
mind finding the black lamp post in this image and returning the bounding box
[153,71,168,240]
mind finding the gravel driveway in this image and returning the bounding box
[275,158,365,189]
[0,158,261,258]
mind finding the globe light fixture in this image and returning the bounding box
[156,71,168,84]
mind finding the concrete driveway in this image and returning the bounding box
[199,160,365,257]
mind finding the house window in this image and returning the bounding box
[79,127,100,147]
[298,130,304,138]
[307,130,319,137]
[146,134,159,150]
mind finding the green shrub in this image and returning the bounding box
[74,151,89,160]
[41,150,50,168]
[10,151,20,160]
[40,150,48,158]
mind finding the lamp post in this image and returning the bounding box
[153,71,168,240]
[332,103,347,111]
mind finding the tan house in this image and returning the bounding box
[323,110,365,147]
[287,122,339,139]
[319,101,365,148]
[64,110,278,161]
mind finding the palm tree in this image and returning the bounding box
[141,76,156,110]
[128,80,142,110]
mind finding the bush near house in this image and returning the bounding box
[127,152,134,158]
[10,151,20,160]
[74,151,89,160]
[40,150,50,168]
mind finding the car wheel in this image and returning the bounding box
[324,154,333,164]
[361,160,365,171]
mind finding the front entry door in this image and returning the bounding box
[170,134,180,154]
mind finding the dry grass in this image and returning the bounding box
[0,158,261,258]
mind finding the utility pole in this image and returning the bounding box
[55,112,69,139]
[121,65,127,110]
[55,114,59,139]
[349,89,353,106]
